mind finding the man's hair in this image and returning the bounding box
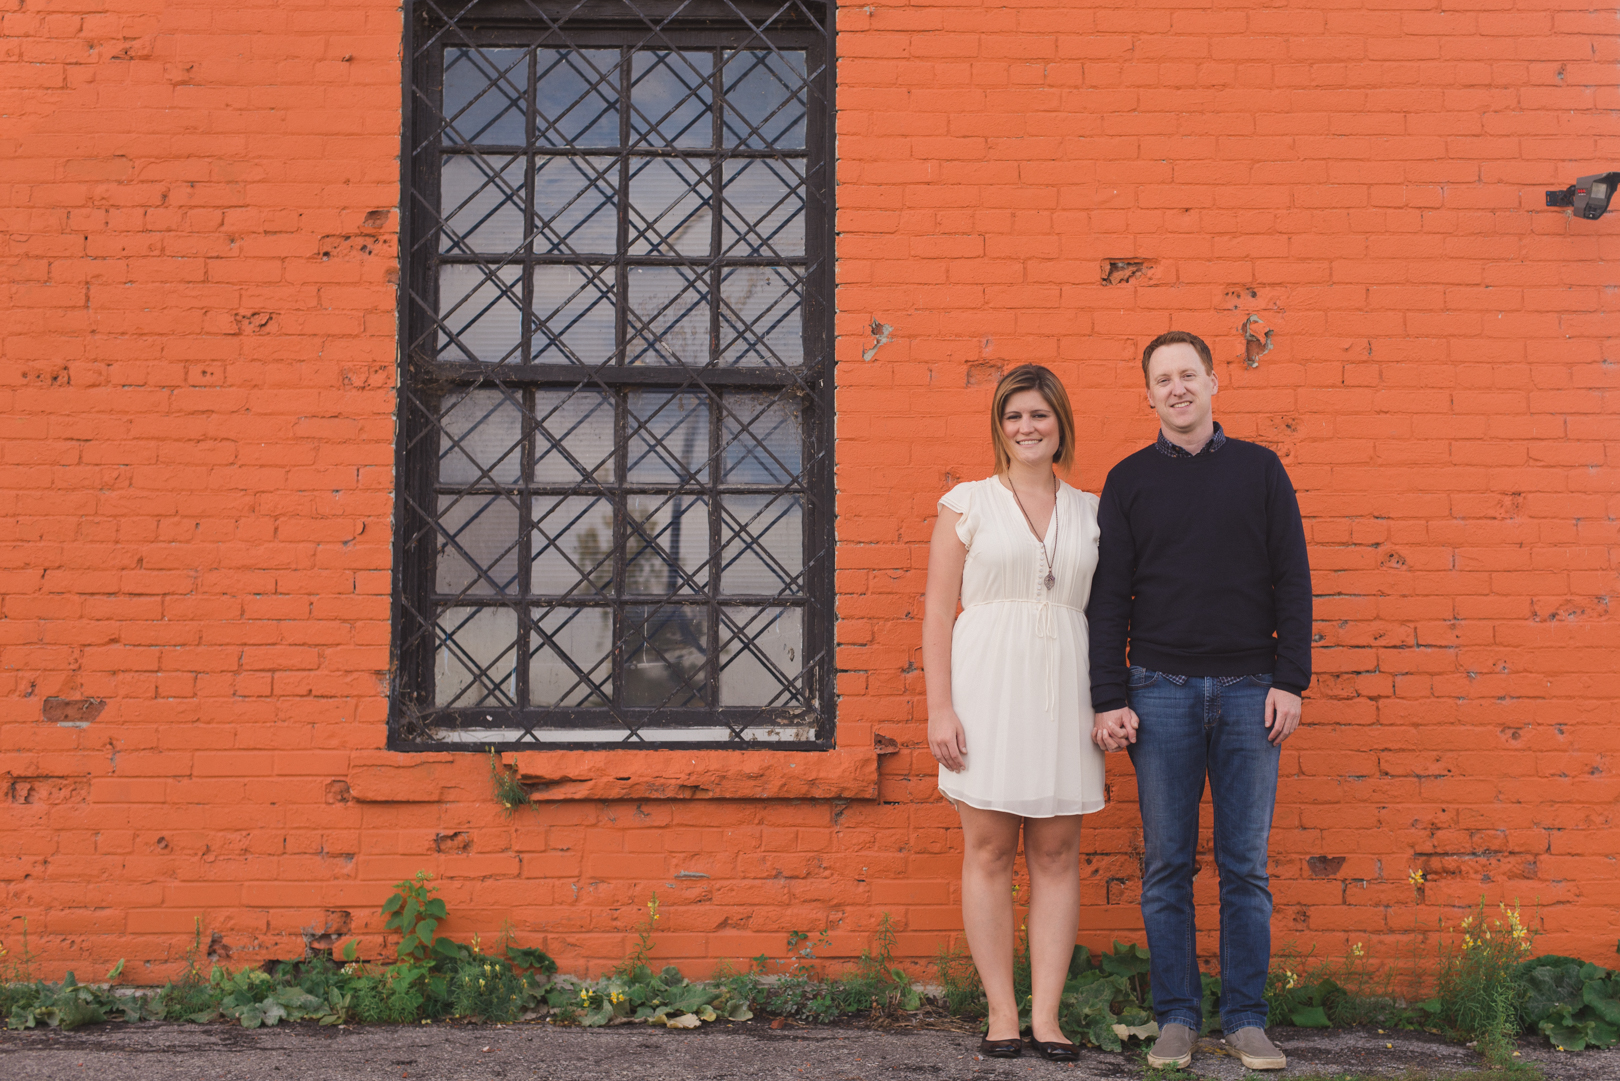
[1141,330,1214,382]
[989,364,1077,474]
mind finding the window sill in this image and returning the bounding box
[347,742,882,803]
[506,746,879,801]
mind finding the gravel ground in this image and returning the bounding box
[2,1020,1616,1080]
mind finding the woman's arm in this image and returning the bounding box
[923,507,969,772]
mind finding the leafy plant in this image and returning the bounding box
[550,964,753,1029]
[1057,942,1157,1052]
[383,872,458,965]
[6,963,157,1031]
[1518,955,1620,1051]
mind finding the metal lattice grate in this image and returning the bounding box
[391,0,834,750]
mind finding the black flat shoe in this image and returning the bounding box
[977,1037,1024,1058]
[1026,1037,1081,1062]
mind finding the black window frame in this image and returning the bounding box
[390,0,836,751]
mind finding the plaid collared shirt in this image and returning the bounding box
[1154,421,1226,458]
[1145,421,1253,688]
[1161,673,1250,688]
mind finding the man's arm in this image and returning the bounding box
[1266,456,1312,696]
[1266,456,1312,742]
[1087,475,1135,715]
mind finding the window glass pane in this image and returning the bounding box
[721,392,802,485]
[438,263,523,364]
[440,154,526,254]
[627,391,709,484]
[721,157,804,257]
[435,606,519,707]
[720,494,802,597]
[535,48,620,147]
[719,607,803,706]
[722,50,806,149]
[443,47,527,146]
[529,606,613,707]
[439,388,524,487]
[627,157,713,256]
[622,605,708,707]
[627,266,710,366]
[534,388,615,485]
[630,50,713,148]
[627,494,710,595]
[436,494,521,596]
[535,155,617,255]
[532,494,613,597]
[718,267,802,367]
[531,264,615,365]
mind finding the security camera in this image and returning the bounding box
[1546,172,1620,219]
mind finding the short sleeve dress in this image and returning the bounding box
[936,477,1105,817]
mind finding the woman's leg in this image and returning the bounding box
[1023,813,1085,1044]
[957,803,1023,1040]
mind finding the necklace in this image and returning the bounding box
[1008,474,1059,590]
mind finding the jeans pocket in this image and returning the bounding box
[1127,666,1159,689]
[1247,673,1274,687]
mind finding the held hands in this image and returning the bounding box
[1265,688,1302,744]
[928,707,969,773]
[1091,707,1139,752]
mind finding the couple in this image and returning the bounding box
[922,331,1312,1070]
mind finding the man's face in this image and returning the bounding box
[1145,343,1218,434]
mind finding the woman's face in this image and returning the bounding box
[1000,389,1059,469]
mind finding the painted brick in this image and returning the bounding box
[1,0,1617,988]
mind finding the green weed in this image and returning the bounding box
[1436,901,1535,1061]
[932,938,984,1017]
[488,749,533,816]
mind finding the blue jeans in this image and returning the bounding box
[1126,667,1280,1034]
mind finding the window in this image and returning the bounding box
[391,0,835,750]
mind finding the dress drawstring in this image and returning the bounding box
[1033,595,1058,716]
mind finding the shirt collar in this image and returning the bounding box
[1155,421,1226,458]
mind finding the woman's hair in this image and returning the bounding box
[989,364,1076,474]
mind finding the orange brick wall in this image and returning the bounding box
[3,0,1618,984]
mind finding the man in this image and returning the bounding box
[1086,330,1311,1071]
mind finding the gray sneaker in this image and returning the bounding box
[1226,1026,1287,1070]
[1147,1022,1195,1069]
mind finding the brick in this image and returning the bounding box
[2,0,1618,985]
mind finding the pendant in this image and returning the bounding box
[1044,572,1056,591]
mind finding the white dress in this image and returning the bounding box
[936,477,1105,817]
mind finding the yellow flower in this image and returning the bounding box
[1408,869,1425,886]
[479,979,486,989]
[1351,942,1364,958]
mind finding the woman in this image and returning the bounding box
[923,364,1105,1060]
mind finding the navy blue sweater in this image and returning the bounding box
[1086,435,1312,712]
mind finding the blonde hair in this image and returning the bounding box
[989,364,1076,474]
